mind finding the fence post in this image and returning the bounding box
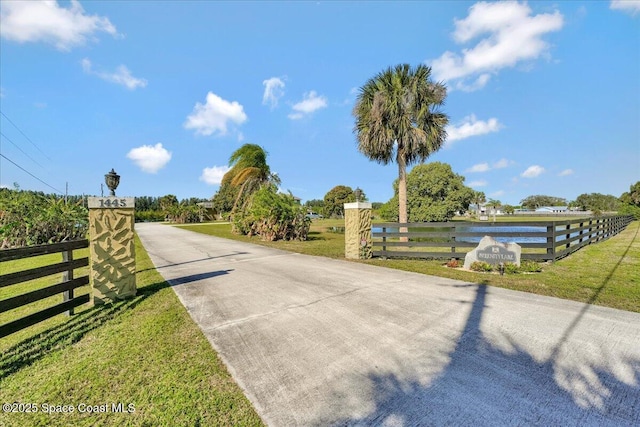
[546,224,556,261]
[579,221,584,244]
[62,249,74,316]
[451,224,457,256]
[565,223,571,250]
[382,227,387,253]
[597,218,603,242]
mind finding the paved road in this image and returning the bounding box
[136,223,640,426]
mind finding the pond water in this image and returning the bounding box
[454,226,545,243]
[329,225,590,244]
[371,225,587,244]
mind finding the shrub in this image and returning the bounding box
[0,189,88,248]
[519,260,543,273]
[166,203,208,224]
[232,187,310,241]
[470,261,493,272]
[446,259,459,268]
[504,263,519,274]
[135,210,165,222]
[618,204,640,220]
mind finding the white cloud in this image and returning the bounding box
[469,180,488,188]
[127,143,172,173]
[430,1,563,91]
[493,158,511,169]
[0,0,118,51]
[466,163,491,173]
[610,0,640,15]
[262,77,285,109]
[446,114,502,144]
[288,91,328,120]
[81,58,147,90]
[466,158,512,173]
[491,190,505,197]
[558,168,574,176]
[455,73,492,92]
[200,165,231,185]
[521,165,545,178]
[184,92,247,136]
[288,112,304,120]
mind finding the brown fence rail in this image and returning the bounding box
[0,239,90,338]
[372,216,634,262]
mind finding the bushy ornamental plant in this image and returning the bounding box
[519,260,543,273]
[503,263,520,274]
[0,189,88,248]
[470,261,493,272]
[446,259,459,268]
[135,210,165,222]
[232,186,310,241]
[165,203,208,224]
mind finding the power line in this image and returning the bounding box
[0,111,52,161]
[0,131,47,170]
[0,153,63,194]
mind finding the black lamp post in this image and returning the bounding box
[104,169,120,196]
[354,187,362,202]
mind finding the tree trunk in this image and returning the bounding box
[398,157,408,243]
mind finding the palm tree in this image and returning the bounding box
[222,144,280,214]
[472,191,487,215]
[486,199,501,209]
[353,64,448,239]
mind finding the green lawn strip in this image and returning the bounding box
[0,236,264,427]
[177,220,347,258]
[0,248,92,347]
[179,220,640,313]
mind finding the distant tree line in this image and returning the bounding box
[517,190,636,217]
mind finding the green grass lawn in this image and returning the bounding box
[0,236,263,427]
[178,219,347,258]
[180,219,640,313]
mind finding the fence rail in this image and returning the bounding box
[0,239,90,338]
[372,216,633,262]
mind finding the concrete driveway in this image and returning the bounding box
[136,223,640,426]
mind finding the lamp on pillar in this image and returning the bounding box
[354,187,362,202]
[104,169,120,196]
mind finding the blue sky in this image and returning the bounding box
[1,1,639,205]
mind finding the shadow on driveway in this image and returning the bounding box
[331,284,640,426]
[169,270,233,286]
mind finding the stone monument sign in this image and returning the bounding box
[463,236,521,269]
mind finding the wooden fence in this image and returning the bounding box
[0,239,90,338]
[372,216,633,262]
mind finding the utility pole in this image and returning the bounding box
[101,183,104,197]
[65,182,68,204]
